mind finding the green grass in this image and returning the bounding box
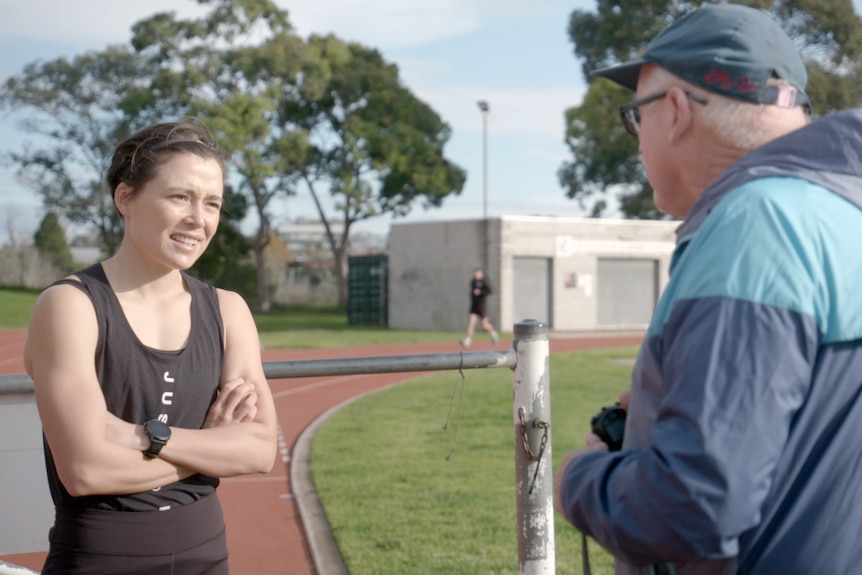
[259,325,468,349]
[0,287,40,329]
[255,305,468,348]
[0,294,468,347]
[253,305,352,332]
[313,347,638,574]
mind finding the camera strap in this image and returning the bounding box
[582,532,593,575]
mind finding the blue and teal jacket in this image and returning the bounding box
[559,108,862,575]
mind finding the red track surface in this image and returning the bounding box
[0,331,643,574]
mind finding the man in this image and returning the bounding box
[460,268,499,348]
[555,3,862,574]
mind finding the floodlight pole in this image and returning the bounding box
[477,100,490,275]
[477,100,489,221]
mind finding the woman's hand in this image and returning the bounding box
[203,377,258,428]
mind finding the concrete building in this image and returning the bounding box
[276,219,344,264]
[387,216,679,333]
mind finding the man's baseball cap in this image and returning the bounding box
[591,3,810,110]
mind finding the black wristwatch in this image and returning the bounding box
[143,419,172,459]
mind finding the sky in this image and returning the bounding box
[0,0,597,245]
[3,1,861,245]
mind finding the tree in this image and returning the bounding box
[134,3,465,308]
[33,212,74,274]
[197,42,310,312]
[282,34,467,304]
[560,0,862,219]
[3,0,465,310]
[557,79,664,219]
[0,46,159,252]
[130,0,308,312]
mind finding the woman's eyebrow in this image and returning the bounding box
[167,187,223,201]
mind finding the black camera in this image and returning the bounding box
[590,402,626,451]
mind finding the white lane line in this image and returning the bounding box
[270,375,364,399]
[221,475,289,483]
[277,420,290,463]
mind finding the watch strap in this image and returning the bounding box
[143,435,168,459]
[143,420,170,459]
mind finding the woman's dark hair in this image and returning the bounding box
[106,120,225,203]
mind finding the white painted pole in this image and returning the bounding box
[512,319,555,574]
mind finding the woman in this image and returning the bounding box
[24,121,277,574]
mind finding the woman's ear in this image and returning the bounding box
[114,183,133,218]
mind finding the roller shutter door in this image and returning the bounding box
[597,258,657,327]
[512,257,552,326]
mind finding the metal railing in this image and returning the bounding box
[0,320,555,575]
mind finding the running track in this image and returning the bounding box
[0,329,643,574]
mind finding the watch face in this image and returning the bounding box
[146,419,171,441]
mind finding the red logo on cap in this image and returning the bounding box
[704,69,759,93]
[704,69,732,90]
[733,76,758,92]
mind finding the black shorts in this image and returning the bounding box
[469,299,487,318]
[42,494,229,575]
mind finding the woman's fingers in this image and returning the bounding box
[204,378,258,427]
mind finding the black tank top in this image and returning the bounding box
[43,263,224,511]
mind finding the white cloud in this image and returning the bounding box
[0,0,573,62]
[0,0,485,49]
[396,80,586,137]
[283,0,594,50]
[284,0,482,48]
[0,0,208,46]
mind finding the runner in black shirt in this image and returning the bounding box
[460,268,499,348]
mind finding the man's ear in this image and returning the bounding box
[666,87,694,144]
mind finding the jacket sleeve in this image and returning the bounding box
[558,297,819,564]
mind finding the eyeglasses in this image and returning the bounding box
[619,90,709,137]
